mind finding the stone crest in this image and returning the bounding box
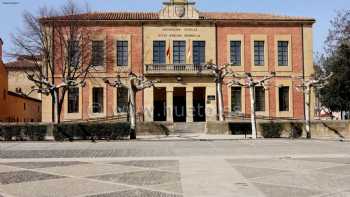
[175,5,186,17]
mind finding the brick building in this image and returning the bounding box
[41,0,315,123]
[0,39,42,123]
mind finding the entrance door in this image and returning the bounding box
[173,87,186,122]
[193,87,206,122]
[153,87,166,121]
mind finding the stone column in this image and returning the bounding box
[166,87,173,122]
[186,87,193,123]
[144,87,153,122]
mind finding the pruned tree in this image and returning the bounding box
[205,60,232,121]
[11,1,94,123]
[295,73,333,138]
[105,72,159,139]
[228,72,275,139]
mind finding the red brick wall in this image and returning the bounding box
[54,26,144,121]
[217,25,305,120]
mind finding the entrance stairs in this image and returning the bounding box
[173,122,206,135]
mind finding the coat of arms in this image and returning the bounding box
[175,5,186,17]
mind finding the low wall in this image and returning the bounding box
[207,120,350,139]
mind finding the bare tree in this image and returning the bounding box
[205,60,232,121]
[294,73,333,138]
[11,1,94,123]
[228,72,275,139]
[105,72,159,139]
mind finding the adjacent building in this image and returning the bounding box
[6,56,42,100]
[41,0,315,123]
[0,38,42,123]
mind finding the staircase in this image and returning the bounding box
[173,122,206,134]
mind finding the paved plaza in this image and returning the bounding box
[0,140,349,197]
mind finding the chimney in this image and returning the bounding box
[0,38,3,62]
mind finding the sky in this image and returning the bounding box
[0,0,348,62]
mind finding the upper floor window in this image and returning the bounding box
[68,87,79,113]
[153,41,166,64]
[193,41,206,65]
[68,40,80,67]
[278,41,289,66]
[117,87,128,113]
[117,41,128,66]
[173,41,186,64]
[91,41,105,66]
[230,41,241,66]
[254,41,265,66]
[92,87,104,113]
[231,87,242,112]
[255,86,265,112]
[279,86,290,112]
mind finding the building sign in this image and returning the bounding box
[207,95,216,101]
[158,27,201,38]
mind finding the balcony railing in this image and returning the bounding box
[145,64,210,75]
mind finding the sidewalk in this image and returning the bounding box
[137,134,251,141]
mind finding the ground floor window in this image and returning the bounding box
[117,87,128,113]
[68,87,79,113]
[255,86,265,112]
[279,86,290,112]
[92,87,104,113]
[231,87,242,112]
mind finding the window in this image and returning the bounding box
[230,41,241,66]
[68,40,80,67]
[117,87,128,113]
[255,86,265,112]
[254,41,265,66]
[231,87,242,112]
[92,41,105,66]
[193,41,205,65]
[173,41,186,64]
[68,87,79,113]
[279,86,290,111]
[153,41,166,64]
[117,41,128,66]
[24,103,26,111]
[92,87,104,113]
[278,41,289,66]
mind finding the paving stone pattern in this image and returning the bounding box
[0,140,350,196]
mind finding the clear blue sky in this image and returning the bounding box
[0,0,348,62]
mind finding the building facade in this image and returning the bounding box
[41,0,315,123]
[0,38,8,121]
[6,56,42,100]
[0,39,42,123]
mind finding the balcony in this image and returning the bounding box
[144,64,211,76]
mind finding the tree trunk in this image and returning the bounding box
[249,86,257,139]
[129,80,137,140]
[52,89,59,124]
[217,81,225,121]
[305,87,311,139]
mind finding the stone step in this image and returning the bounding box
[173,122,206,133]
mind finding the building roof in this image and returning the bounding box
[5,59,39,70]
[7,91,41,103]
[41,11,315,23]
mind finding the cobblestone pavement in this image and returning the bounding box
[0,140,349,197]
